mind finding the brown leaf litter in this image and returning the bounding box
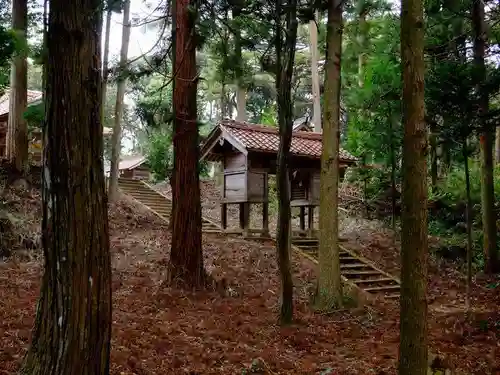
[0,189,498,374]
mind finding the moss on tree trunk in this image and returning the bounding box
[20,0,112,373]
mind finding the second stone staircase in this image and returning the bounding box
[292,237,400,300]
[117,178,221,233]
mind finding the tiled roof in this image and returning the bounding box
[0,89,113,136]
[219,120,357,163]
[103,155,147,174]
[0,89,43,116]
[118,154,147,170]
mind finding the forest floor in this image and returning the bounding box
[0,182,499,374]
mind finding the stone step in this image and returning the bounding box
[353,277,396,285]
[340,263,371,270]
[126,193,170,202]
[342,270,381,277]
[364,284,400,293]
[385,293,400,299]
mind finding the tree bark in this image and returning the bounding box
[472,0,498,274]
[399,0,428,370]
[315,0,343,310]
[108,0,131,201]
[7,0,28,174]
[495,127,500,163]
[390,113,397,234]
[20,0,112,373]
[101,6,112,126]
[169,0,205,289]
[357,4,368,88]
[233,5,247,122]
[429,122,438,193]
[463,141,473,311]
[309,11,321,132]
[275,0,298,325]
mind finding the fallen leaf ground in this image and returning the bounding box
[0,190,499,374]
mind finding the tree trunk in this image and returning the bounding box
[399,0,428,370]
[357,5,368,88]
[233,5,247,122]
[429,122,438,193]
[309,11,321,132]
[7,0,28,174]
[495,127,500,163]
[275,0,298,325]
[390,113,397,234]
[315,0,343,310]
[472,0,498,274]
[20,0,112,373]
[41,0,48,97]
[101,7,112,126]
[463,141,473,311]
[169,0,205,289]
[108,0,131,201]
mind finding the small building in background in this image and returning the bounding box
[0,89,113,165]
[200,120,357,238]
[104,154,151,181]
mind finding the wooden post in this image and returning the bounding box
[240,202,250,237]
[299,206,305,231]
[239,202,245,229]
[307,206,314,237]
[262,202,269,237]
[221,202,227,230]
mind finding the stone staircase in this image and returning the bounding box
[292,238,400,300]
[117,178,221,233]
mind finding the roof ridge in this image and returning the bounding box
[222,120,323,141]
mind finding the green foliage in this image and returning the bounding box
[23,101,44,130]
[344,14,402,166]
[0,26,15,90]
[260,103,277,126]
[145,129,173,182]
[434,160,500,205]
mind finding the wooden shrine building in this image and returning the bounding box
[0,89,113,165]
[200,120,357,237]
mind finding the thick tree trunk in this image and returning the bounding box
[463,141,473,311]
[108,0,131,201]
[7,0,28,174]
[169,0,205,289]
[315,0,343,310]
[19,0,112,373]
[236,87,247,122]
[309,11,321,132]
[472,0,498,274]
[357,6,367,88]
[429,123,438,192]
[399,0,428,370]
[275,0,298,325]
[495,127,500,163]
[233,5,247,122]
[101,7,112,125]
[41,0,48,96]
[390,113,397,234]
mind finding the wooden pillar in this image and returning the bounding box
[299,206,305,232]
[239,203,245,230]
[307,206,314,237]
[262,202,269,237]
[221,203,227,230]
[239,202,250,236]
